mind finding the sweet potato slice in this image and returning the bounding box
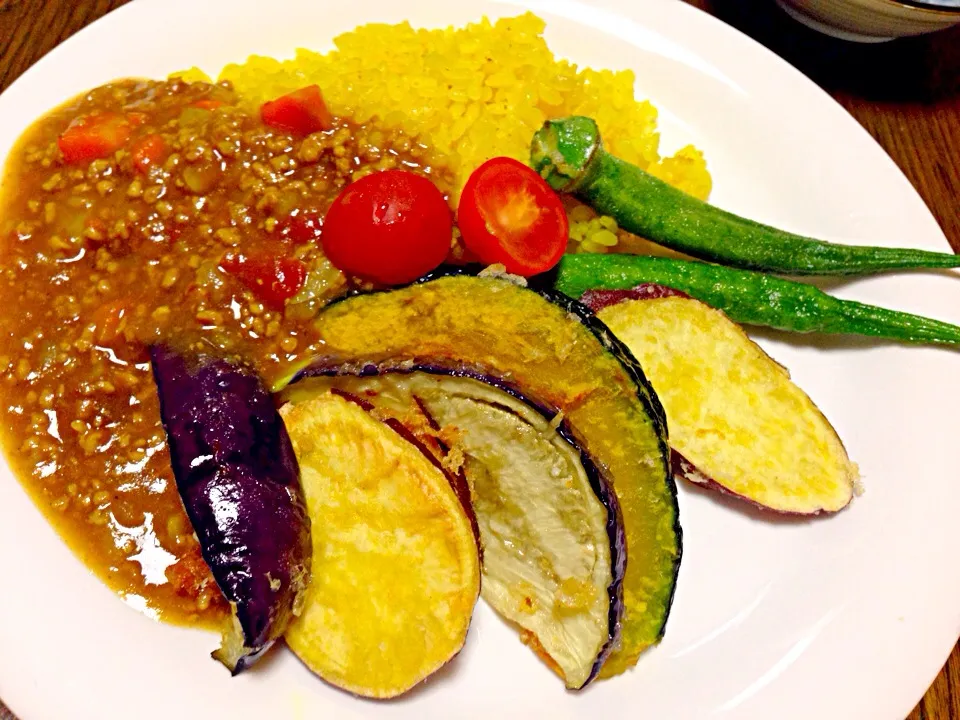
[597,297,858,514]
[279,391,481,699]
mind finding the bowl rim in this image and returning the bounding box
[885,0,960,15]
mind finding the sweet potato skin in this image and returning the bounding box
[581,283,690,311]
[670,450,812,517]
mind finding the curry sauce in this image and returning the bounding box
[0,77,454,626]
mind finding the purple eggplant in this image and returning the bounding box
[150,345,311,674]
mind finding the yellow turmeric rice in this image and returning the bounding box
[177,12,711,253]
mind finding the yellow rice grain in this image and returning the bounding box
[176,12,712,212]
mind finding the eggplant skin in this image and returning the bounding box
[149,345,311,674]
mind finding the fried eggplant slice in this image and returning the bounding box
[280,391,481,699]
[279,270,680,678]
[596,296,859,514]
[284,372,625,689]
[149,345,311,674]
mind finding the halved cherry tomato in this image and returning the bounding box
[131,134,166,173]
[260,85,334,135]
[457,156,568,277]
[321,169,452,286]
[219,253,307,310]
[57,112,132,165]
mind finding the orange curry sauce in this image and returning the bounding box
[0,78,453,626]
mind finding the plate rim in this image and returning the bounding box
[0,1,957,719]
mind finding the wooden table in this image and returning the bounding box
[0,0,957,717]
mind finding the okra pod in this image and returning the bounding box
[554,253,960,347]
[531,116,960,276]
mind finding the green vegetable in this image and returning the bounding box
[554,253,960,347]
[531,116,960,276]
[177,107,211,127]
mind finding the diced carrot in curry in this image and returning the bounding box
[57,111,131,164]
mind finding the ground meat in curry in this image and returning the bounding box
[0,78,455,626]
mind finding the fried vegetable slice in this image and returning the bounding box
[280,270,680,677]
[597,296,859,514]
[280,391,481,699]
[283,372,625,689]
[149,345,311,674]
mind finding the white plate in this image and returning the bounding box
[1,0,958,718]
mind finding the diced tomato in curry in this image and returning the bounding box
[192,99,225,111]
[220,252,308,310]
[260,84,334,135]
[130,133,166,173]
[275,209,324,244]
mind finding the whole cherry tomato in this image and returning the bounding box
[321,170,452,285]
